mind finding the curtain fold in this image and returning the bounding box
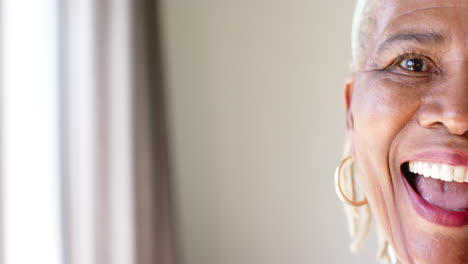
[62,0,179,263]
[133,0,180,263]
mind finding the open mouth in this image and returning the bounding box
[402,161,468,226]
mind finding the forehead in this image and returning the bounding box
[376,0,468,37]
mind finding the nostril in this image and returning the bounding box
[418,108,468,136]
[419,119,443,129]
[442,117,468,136]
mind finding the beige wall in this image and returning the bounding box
[160,1,377,263]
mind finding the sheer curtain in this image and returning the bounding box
[1,0,178,263]
[63,0,179,263]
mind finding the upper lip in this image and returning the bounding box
[400,148,468,168]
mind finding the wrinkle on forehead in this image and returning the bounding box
[377,3,468,37]
[396,5,468,17]
[361,2,468,69]
[351,0,468,71]
[376,6,468,49]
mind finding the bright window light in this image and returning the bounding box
[2,0,63,263]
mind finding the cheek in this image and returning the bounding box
[351,77,419,168]
[349,76,423,242]
[352,77,422,150]
[351,76,423,165]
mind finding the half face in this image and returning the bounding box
[347,1,468,263]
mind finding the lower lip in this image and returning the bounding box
[403,173,468,227]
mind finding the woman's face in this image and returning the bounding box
[347,1,468,263]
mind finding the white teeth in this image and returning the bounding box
[454,166,465,183]
[430,164,441,179]
[408,161,468,183]
[440,164,453,182]
[422,162,431,176]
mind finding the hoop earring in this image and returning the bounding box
[334,156,368,207]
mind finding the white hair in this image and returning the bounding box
[351,0,369,64]
[350,0,377,70]
[343,2,398,263]
[341,139,396,264]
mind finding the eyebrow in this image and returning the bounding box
[376,32,446,55]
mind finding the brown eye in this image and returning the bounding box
[399,58,429,72]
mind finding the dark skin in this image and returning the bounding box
[346,1,468,263]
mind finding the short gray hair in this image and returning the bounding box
[350,0,378,71]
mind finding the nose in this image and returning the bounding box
[418,67,468,136]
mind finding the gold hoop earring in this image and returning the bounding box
[334,156,368,207]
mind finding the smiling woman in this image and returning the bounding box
[337,0,468,263]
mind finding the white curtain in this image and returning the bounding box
[63,0,179,263]
[1,0,178,263]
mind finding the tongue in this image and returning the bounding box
[415,174,468,211]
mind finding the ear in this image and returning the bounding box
[344,78,355,131]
